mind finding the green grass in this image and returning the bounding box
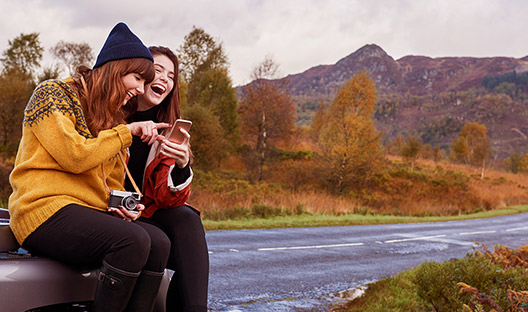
[331,269,427,312]
[202,205,528,231]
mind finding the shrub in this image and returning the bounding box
[413,248,528,311]
[250,204,283,218]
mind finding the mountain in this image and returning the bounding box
[238,44,528,160]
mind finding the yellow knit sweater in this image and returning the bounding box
[8,79,133,245]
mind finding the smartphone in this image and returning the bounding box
[169,119,192,144]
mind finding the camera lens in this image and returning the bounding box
[122,196,138,211]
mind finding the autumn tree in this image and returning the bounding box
[178,27,239,160]
[521,154,528,173]
[188,67,239,146]
[0,33,41,156]
[309,100,328,142]
[318,71,384,195]
[386,134,404,155]
[239,57,296,181]
[50,41,94,77]
[400,136,422,171]
[1,33,43,80]
[0,71,33,156]
[182,105,229,170]
[178,26,228,83]
[450,136,469,163]
[504,152,523,173]
[421,144,433,160]
[450,121,491,178]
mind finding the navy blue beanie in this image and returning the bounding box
[93,22,153,69]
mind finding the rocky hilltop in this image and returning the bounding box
[280,44,528,97]
[238,44,528,160]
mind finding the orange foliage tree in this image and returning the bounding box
[318,71,385,195]
[239,57,296,181]
[451,121,491,178]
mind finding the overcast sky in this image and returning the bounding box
[1,0,527,86]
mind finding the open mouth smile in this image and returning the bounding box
[150,83,166,96]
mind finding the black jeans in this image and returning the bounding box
[23,204,170,273]
[140,205,209,311]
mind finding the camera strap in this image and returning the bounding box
[101,151,142,196]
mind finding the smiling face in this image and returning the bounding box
[137,54,175,111]
[121,73,146,106]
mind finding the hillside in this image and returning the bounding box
[237,44,528,159]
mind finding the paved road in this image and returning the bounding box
[205,213,528,311]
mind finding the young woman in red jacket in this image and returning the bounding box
[125,46,209,312]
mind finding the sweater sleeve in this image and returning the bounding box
[24,81,133,174]
[170,162,192,186]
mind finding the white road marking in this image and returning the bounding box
[459,230,496,236]
[384,234,446,243]
[258,242,364,251]
[217,226,525,253]
[506,226,528,232]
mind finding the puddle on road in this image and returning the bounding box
[388,242,449,254]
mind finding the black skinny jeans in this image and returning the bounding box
[140,205,209,311]
[23,204,170,273]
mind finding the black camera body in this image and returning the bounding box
[108,190,141,212]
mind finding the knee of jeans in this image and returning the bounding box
[124,226,152,257]
[175,205,202,225]
[152,232,171,256]
[106,226,151,272]
[144,232,171,271]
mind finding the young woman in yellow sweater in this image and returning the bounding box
[8,22,171,312]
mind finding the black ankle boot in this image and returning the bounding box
[125,269,165,312]
[91,261,140,312]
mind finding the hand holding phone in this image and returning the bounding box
[169,119,192,144]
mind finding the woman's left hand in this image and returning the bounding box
[159,128,191,168]
[108,204,144,222]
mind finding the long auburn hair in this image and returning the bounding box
[148,46,181,127]
[70,58,155,136]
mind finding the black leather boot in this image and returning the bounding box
[91,261,140,312]
[125,269,165,312]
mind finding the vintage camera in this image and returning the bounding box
[108,190,142,212]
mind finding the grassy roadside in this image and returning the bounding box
[202,205,528,231]
[330,243,528,312]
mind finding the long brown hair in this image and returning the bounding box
[149,46,181,125]
[148,46,193,162]
[70,58,155,136]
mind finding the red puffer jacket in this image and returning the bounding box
[139,142,193,218]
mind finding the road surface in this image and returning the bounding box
[205,213,528,311]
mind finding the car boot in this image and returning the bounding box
[91,261,140,312]
[125,269,165,312]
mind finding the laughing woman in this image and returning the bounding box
[8,23,172,312]
[126,46,209,312]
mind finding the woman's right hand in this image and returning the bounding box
[126,121,171,145]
